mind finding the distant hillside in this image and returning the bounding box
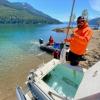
[0,0,61,24]
[89,17,100,25]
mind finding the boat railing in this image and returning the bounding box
[27,82,53,100]
[48,91,68,100]
[16,86,27,100]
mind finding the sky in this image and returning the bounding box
[8,0,100,22]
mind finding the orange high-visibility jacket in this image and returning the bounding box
[65,23,93,55]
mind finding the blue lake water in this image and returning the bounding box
[0,24,67,68]
[0,24,68,100]
[0,24,67,51]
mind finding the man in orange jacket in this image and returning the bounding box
[64,16,93,66]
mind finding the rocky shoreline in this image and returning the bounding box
[52,27,74,32]
[79,30,100,69]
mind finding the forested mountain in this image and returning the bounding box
[0,0,61,24]
[89,17,100,25]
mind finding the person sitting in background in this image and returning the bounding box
[64,16,93,66]
[39,38,43,44]
[48,35,54,46]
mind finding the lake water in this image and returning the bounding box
[0,24,67,71]
[0,24,67,100]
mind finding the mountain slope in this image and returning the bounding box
[89,17,100,25]
[0,0,61,24]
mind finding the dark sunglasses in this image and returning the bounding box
[77,20,85,23]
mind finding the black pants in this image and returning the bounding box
[66,51,82,66]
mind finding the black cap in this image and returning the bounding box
[77,16,87,21]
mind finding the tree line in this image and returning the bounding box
[0,16,60,24]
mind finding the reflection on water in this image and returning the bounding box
[0,24,66,100]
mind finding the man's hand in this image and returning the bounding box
[64,38,68,43]
[64,38,71,43]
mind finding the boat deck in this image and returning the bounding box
[26,59,86,100]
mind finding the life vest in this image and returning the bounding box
[68,23,93,55]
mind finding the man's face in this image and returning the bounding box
[77,19,85,28]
